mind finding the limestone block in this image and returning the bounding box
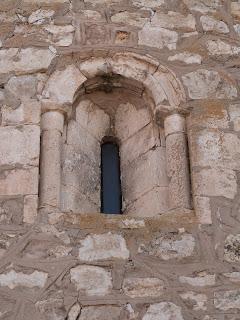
[214,290,240,310]
[120,123,159,165]
[229,104,240,131]
[0,48,55,76]
[180,291,207,311]
[61,181,100,213]
[43,65,86,104]
[206,39,240,56]
[0,125,40,166]
[5,75,38,106]
[183,0,221,13]
[115,102,151,142]
[182,69,237,99]
[223,272,240,283]
[111,11,149,28]
[23,195,38,224]
[123,277,164,298]
[190,129,240,170]
[77,10,103,21]
[144,74,168,105]
[152,12,196,31]
[194,196,212,225]
[179,273,216,287]
[125,186,169,217]
[140,233,195,260]
[122,148,168,204]
[44,25,74,46]
[200,15,229,33]
[67,120,100,165]
[0,270,48,289]
[78,232,129,261]
[0,168,39,196]
[70,265,112,296]
[2,101,41,125]
[138,24,178,50]
[231,1,240,19]
[28,9,55,25]
[76,100,110,141]
[224,234,240,263]
[79,57,110,78]
[193,168,237,199]
[67,303,81,320]
[79,306,121,320]
[168,52,202,64]
[0,197,23,224]
[133,0,164,8]
[62,144,100,204]
[143,302,184,320]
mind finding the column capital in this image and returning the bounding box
[164,113,186,137]
[41,110,64,133]
[41,99,72,118]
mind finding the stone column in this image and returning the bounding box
[164,113,191,210]
[40,111,64,210]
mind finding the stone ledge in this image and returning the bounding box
[46,209,196,231]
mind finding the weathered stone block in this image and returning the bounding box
[200,15,229,33]
[180,291,207,311]
[120,123,160,165]
[224,234,240,263]
[133,0,164,8]
[111,11,149,28]
[143,302,184,320]
[44,24,74,46]
[140,233,195,260]
[0,196,23,224]
[76,99,110,141]
[123,277,164,298]
[122,148,168,204]
[183,0,221,13]
[179,274,216,286]
[194,196,212,225]
[206,39,240,56]
[214,290,240,310]
[43,65,86,104]
[182,69,237,99]
[138,25,178,50]
[229,104,240,131]
[0,270,48,289]
[23,195,38,224]
[79,306,121,320]
[0,48,55,76]
[70,265,112,296]
[152,12,196,31]
[28,9,55,25]
[78,233,129,261]
[115,102,151,142]
[0,125,40,167]
[0,168,39,196]
[168,52,202,64]
[193,168,237,199]
[2,101,41,125]
[125,186,169,217]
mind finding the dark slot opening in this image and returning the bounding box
[101,140,122,214]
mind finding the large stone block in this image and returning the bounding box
[0,270,48,289]
[152,12,196,31]
[224,234,240,263]
[125,186,169,217]
[182,69,237,99]
[200,15,229,34]
[143,302,184,320]
[179,274,216,287]
[79,306,121,320]
[0,48,55,76]
[2,101,41,125]
[229,104,240,131]
[28,9,55,25]
[168,52,202,64]
[123,277,164,298]
[43,65,86,104]
[214,290,240,311]
[44,25,75,46]
[70,265,112,296]
[206,39,240,56]
[111,11,149,28]
[183,0,221,13]
[76,100,110,141]
[133,0,164,8]
[180,291,207,311]
[120,123,160,165]
[138,25,178,50]
[23,195,38,224]
[0,125,40,166]
[115,102,151,142]
[193,168,237,199]
[78,232,129,261]
[0,196,23,224]
[140,233,195,260]
[0,168,39,196]
[122,148,168,204]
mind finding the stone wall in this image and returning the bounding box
[0,0,240,319]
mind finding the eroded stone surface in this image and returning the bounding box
[214,290,240,311]
[143,302,184,320]
[70,265,112,296]
[79,306,121,320]
[78,233,129,261]
[179,274,216,287]
[0,270,48,289]
[224,234,240,263]
[123,277,164,298]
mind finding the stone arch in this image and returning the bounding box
[40,52,191,216]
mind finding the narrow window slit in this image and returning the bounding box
[101,139,122,214]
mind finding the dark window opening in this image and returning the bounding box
[101,139,122,214]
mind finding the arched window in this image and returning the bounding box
[101,139,122,214]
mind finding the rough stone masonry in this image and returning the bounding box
[0,0,240,319]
